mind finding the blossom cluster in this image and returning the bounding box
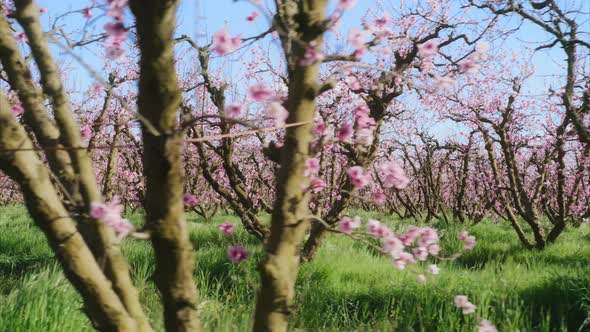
[89,198,133,237]
[103,1,129,60]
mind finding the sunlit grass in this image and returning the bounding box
[1,206,589,331]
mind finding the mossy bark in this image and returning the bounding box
[253,1,328,331]
[0,93,137,332]
[130,1,202,331]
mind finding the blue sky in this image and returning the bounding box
[29,0,586,90]
[17,0,590,140]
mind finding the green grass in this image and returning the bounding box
[1,206,589,331]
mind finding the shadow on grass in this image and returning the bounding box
[518,274,590,331]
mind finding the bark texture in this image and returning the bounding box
[130,1,202,331]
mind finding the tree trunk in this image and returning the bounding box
[130,1,202,330]
[253,1,328,330]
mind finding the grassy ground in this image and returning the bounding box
[1,206,589,331]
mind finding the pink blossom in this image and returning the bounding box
[346,166,371,190]
[227,246,249,263]
[454,295,477,314]
[460,58,481,74]
[371,190,386,205]
[398,226,421,246]
[304,158,320,177]
[300,47,325,66]
[309,176,326,193]
[106,0,126,19]
[416,274,427,283]
[225,103,242,117]
[337,123,353,141]
[267,102,289,126]
[249,83,274,102]
[82,7,92,18]
[478,319,498,332]
[337,0,357,11]
[246,11,259,23]
[112,219,133,237]
[338,216,361,234]
[434,75,456,89]
[90,202,108,220]
[383,236,405,258]
[106,47,125,60]
[15,32,27,42]
[412,246,428,261]
[427,264,440,275]
[90,198,131,235]
[10,104,24,116]
[218,222,234,235]
[427,244,440,256]
[417,41,439,58]
[80,125,92,141]
[418,227,439,247]
[314,118,326,136]
[212,29,242,56]
[379,161,410,189]
[91,83,103,94]
[38,7,48,14]
[373,13,392,31]
[464,235,477,250]
[367,219,386,238]
[347,28,367,52]
[104,22,128,40]
[183,193,198,208]
[355,128,374,145]
[392,252,415,270]
[457,230,469,241]
[345,75,361,90]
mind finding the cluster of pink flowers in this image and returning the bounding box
[104,22,128,60]
[300,45,325,66]
[247,83,290,127]
[458,230,477,249]
[80,125,92,142]
[246,11,259,23]
[183,193,198,208]
[303,158,325,193]
[106,0,126,20]
[227,246,249,263]
[379,160,410,189]
[218,222,234,235]
[417,40,439,58]
[346,166,372,190]
[249,83,275,102]
[217,222,249,263]
[478,319,498,332]
[90,198,133,236]
[454,295,497,331]
[337,123,353,142]
[224,103,242,117]
[82,6,92,19]
[460,41,489,74]
[454,295,477,314]
[10,103,24,116]
[353,104,376,145]
[337,217,468,282]
[338,216,362,233]
[337,0,357,11]
[347,28,368,58]
[212,29,242,56]
[371,190,386,204]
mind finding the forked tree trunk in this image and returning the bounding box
[0,94,137,331]
[130,1,202,331]
[2,2,151,329]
